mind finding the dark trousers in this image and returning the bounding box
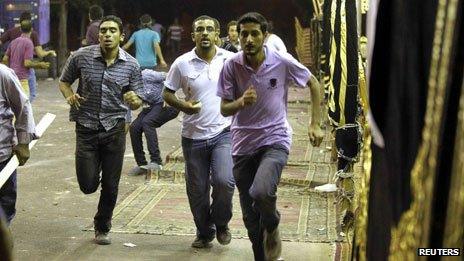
[233,144,289,261]
[181,129,235,239]
[130,104,179,166]
[0,159,16,224]
[75,120,126,233]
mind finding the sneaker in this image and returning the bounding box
[95,231,111,245]
[146,162,162,171]
[216,226,231,245]
[263,227,282,261]
[191,236,213,248]
[128,166,147,176]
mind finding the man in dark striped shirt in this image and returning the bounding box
[58,15,143,245]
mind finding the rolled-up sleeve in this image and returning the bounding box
[5,70,36,144]
[164,60,182,92]
[59,52,79,84]
[283,52,311,88]
[129,64,145,99]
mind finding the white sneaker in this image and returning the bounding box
[314,183,338,192]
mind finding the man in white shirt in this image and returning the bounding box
[0,63,36,226]
[163,15,235,249]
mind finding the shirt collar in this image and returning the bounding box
[92,46,128,62]
[236,45,272,69]
[188,46,225,63]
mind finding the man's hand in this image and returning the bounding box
[123,91,142,110]
[183,100,202,115]
[66,93,86,110]
[13,144,30,166]
[39,62,50,69]
[308,124,324,147]
[240,86,257,107]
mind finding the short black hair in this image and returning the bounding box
[20,20,32,33]
[192,15,217,32]
[139,14,152,28]
[237,12,267,34]
[226,20,237,31]
[99,15,123,33]
[19,11,31,22]
[89,5,104,21]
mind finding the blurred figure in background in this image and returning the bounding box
[128,69,179,176]
[2,20,50,96]
[123,14,167,69]
[167,17,183,57]
[82,5,104,46]
[0,11,56,102]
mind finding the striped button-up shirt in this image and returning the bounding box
[0,64,36,163]
[60,45,144,131]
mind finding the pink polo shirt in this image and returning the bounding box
[6,35,34,80]
[217,46,311,155]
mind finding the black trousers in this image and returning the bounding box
[75,120,126,233]
[129,103,179,166]
[0,158,16,224]
[233,144,289,261]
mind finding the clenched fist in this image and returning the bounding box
[308,124,324,147]
[240,85,257,107]
[123,91,142,110]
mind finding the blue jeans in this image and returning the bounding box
[0,158,17,225]
[28,69,36,102]
[181,129,235,239]
[233,144,289,261]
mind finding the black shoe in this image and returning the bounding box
[95,231,111,245]
[263,227,282,261]
[191,236,213,248]
[216,226,231,245]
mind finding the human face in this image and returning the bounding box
[228,25,238,42]
[99,21,123,50]
[239,22,265,56]
[191,19,218,50]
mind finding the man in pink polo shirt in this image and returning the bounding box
[217,12,324,261]
[2,20,49,97]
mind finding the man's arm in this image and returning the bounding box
[153,42,167,67]
[308,74,321,126]
[24,59,49,69]
[34,46,56,59]
[4,70,35,165]
[307,74,323,147]
[162,88,201,115]
[220,86,257,116]
[220,98,243,117]
[2,55,9,65]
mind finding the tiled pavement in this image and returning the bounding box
[103,87,353,250]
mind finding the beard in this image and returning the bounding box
[244,44,262,56]
[198,39,213,50]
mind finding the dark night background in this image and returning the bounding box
[50,0,314,60]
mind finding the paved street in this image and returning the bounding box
[8,79,351,260]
